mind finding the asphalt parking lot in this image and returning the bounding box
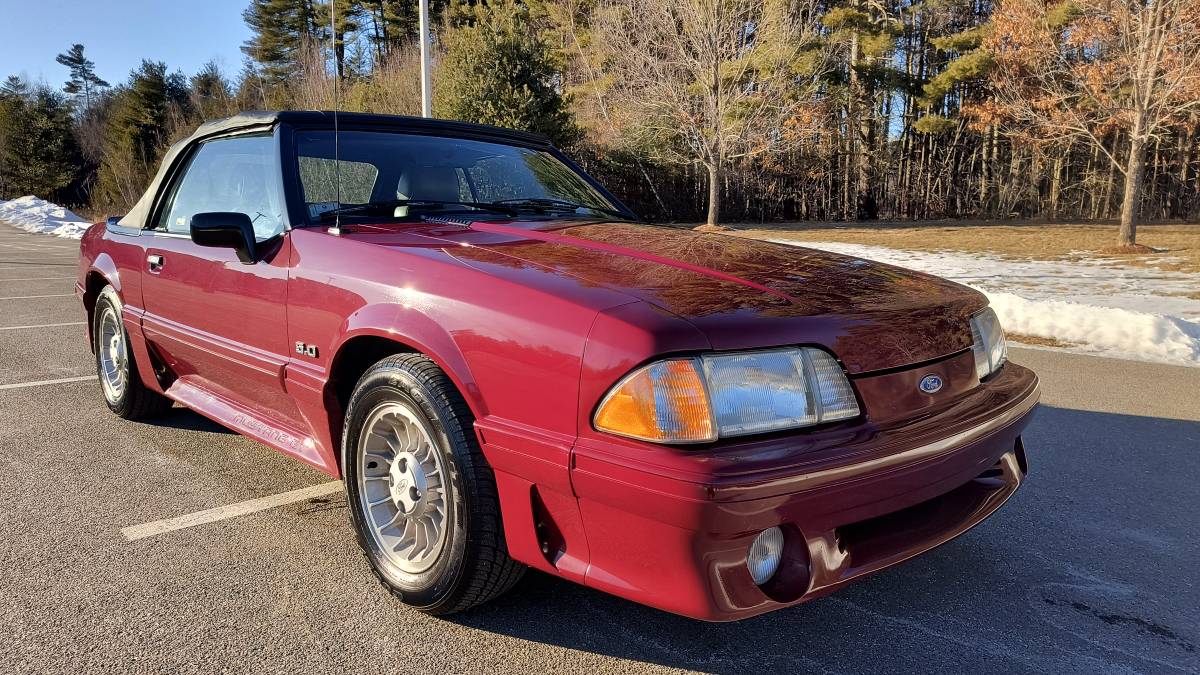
[1,224,1197,674]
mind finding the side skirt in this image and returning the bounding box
[164,375,333,473]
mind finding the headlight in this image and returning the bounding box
[970,307,1007,380]
[593,347,860,444]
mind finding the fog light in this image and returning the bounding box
[747,527,784,585]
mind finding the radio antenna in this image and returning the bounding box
[327,0,343,235]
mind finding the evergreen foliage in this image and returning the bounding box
[2,75,30,98]
[433,0,577,145]
[94,61,189,210]
[56,44,110,110]
[0,86,81,201]
[367,0,450,56]
[242,0,321,83]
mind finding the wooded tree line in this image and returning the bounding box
[0,0,1196,246]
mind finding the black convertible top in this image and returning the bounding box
[190,111,552,146]
[118,111,552,229]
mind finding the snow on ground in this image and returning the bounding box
[772,240,1200,368]
[0,195,92,238]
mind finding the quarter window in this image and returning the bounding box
[157,135,285,241]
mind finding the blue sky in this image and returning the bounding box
[0,0,252,87]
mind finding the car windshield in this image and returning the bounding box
[294,130,623,222]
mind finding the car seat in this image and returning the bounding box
[395,167,463,217]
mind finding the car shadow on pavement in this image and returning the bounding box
[445,405,1200,674]
[144,406,236,435]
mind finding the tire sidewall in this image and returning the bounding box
[343,365,470,609]
[94,287,130,415]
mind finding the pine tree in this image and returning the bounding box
[55,44,110,110]
[365,0,449,58]
[0,86,81,200]
[434,0,577,145]
[1,75,29,99]
[317,0,364,79]
[242,0,322,85]
[94,61,179,210]
[190,62,235,121]
[821,1,902,219]
[0,76,29,197]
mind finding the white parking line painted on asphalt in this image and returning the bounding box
[0,258,78,262]
[0,294,74,300]
[0,276,76,281]
[121,481,345,541]
[0,269,76,274]
[0,375,93,390]
[0,321,85,331]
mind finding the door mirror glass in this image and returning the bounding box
[190,212,258,264]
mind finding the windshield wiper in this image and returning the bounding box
[491,197,632,220]
[317,199,518,221]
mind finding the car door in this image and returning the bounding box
[139,133,303,426]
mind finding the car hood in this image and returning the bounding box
[351,219,987,374]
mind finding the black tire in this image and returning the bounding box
[93,286,172,420]
[342,354,525,615]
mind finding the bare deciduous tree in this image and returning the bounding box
[989,0,1200,246]
[591,0,827,226]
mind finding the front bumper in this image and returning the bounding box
[569,361,1039,621]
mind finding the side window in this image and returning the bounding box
[298,157,379,219]
[465,157,538,202]
[156,135,285,241]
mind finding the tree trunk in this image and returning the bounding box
[1101,135,1117,218]
[706,163,721,227]
[1049,153,1063,219]
[371,1,386,60]
[1178,124,1195,218]
[846,29,861,221]
[1118,129,1148,247]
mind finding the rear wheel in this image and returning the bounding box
[93,286,172,419]
[343,354,524,615]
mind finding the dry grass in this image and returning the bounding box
[1007,333,1079,348]
[710,220,1200,274]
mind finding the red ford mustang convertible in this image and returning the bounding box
[77,111,1038,620]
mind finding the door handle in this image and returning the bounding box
[147,254,164,272]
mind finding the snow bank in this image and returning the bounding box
[0,195,92,238]
[986,291,1199,366]
[770,239,1200,368]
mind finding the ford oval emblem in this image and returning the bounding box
[919,374,944,394]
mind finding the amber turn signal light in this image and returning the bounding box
[593,359,716,443]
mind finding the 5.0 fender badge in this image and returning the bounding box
[918,374,944,394]
[295,342,318,358]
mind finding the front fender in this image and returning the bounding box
[280,300,489,477]
[82,252,124,348]
[331,302,484,418]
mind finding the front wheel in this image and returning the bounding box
[93,286,172,419]
[343,354,524,615]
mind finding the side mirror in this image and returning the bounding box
[190,212,258,264]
